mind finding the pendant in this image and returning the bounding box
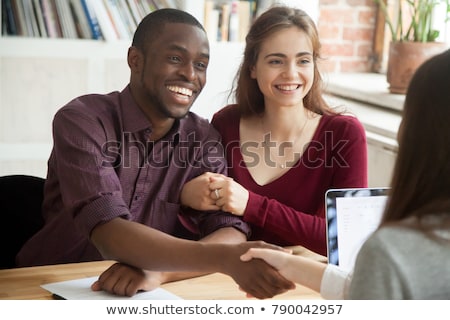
[280,163,286,169]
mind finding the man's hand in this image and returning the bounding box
[180,172,221,211]
[220,241,296,299]
[91,262,164,296]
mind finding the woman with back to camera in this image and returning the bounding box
[181,5,368,256]
[241,48,450,299]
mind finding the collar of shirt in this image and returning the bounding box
[119,85,185,144]
[120,85,153,135]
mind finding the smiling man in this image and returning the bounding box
[16,9,294,299]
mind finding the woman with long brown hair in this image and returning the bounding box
[241,48,450,299]
[182,5,368,256]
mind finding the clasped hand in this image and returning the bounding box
[180,172,249,216]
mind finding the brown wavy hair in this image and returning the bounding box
[232,5,335,117]
[382,49,450,231]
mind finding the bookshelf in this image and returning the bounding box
[0,0,318,177]
[1,0,259,41]
[1,1,318,42]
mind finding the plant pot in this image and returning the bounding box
[386,41,448,94]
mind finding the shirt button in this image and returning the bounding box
[134,195,139,201]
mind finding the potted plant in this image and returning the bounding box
[375,0,450,93]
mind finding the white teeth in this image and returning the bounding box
[277,84,299,91]
[167,86,193,97]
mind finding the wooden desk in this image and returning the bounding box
[0,246,325,300]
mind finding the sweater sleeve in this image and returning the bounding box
[244,191,327,255]
[320,264,352,300]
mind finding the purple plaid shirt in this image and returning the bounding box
[16,85,250,267]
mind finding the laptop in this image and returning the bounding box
[325,187,390,271]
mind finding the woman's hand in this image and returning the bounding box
[180,172,250,216]
[209,175,249,216]
[240,248,292,273]
[241,248,328,294]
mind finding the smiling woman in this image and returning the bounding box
[249,27,315,114]
[180,5,369,256]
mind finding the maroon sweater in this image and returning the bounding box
[212,104,368,255]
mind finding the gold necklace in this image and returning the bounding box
[260,115,309,169]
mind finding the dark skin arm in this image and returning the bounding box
[90,218,295,299]
[91,226,246,296]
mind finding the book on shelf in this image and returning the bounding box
[125,0,142,25]
[3,0,18,35]
[125,0,156,24]
[228,1,238,42]
[115,0,137,37]
[80,0,103,40]
[12,0,27,36]
[0,2,2,36]
[54,0,78,39]
[219,1,229,42]
[237,0,251,42]
[32,0,48,37]
[41,0,63,38]
[137,0,155,17]
[203,0,218,42]
[103,0,131,40]
[22,0,40,37]
[119,1,135,31]
[69,0,93,39]
[88,0,119,41]
[202,0,255,43]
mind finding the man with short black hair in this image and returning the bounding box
[17,9,294,300]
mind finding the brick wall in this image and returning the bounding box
[317,0,378,73]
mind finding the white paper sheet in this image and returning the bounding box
[41,276,182,300]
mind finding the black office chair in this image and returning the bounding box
[0,175,45,269]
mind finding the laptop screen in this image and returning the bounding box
[325,187,390,271]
